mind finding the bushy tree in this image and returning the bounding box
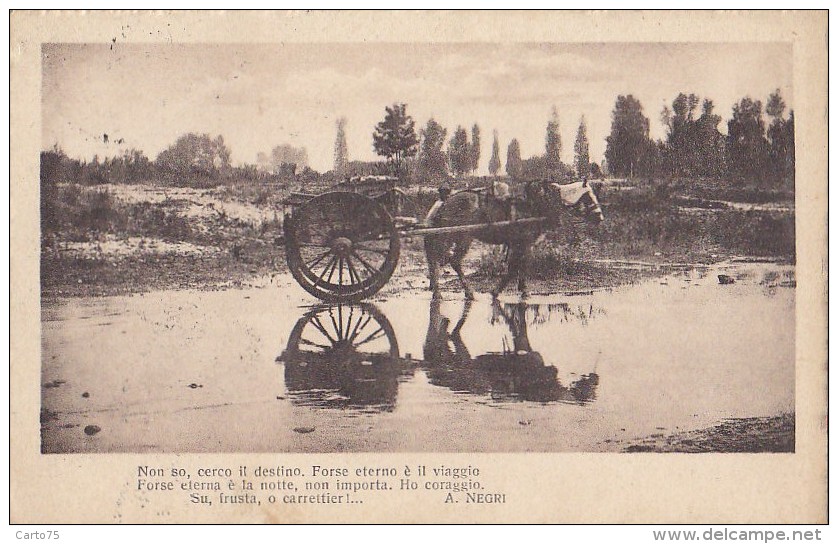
[695,99,727,179]
[522,154,573,181]
[41,145,156,188]
[727,97,769,183]
[766,89,786,119]
[97,148,155,184]
[333,117,349,178]
[521,155,546,180]
[272,145,308,169]
[506,139,522,179]
[373,103,419,176]
[574,116,591,179]
[156,133,231,180]
[488,130,502,176]
[661,93,692,176]
[766,89,794,185]
[661,94,726,178]
[40,147,68,186]
[417,118,449,184]
[448,125,471,176]
[605,95,651,178]
[255,144,309,177]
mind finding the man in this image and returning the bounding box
[424,183,451,226]
[490,180,516,221]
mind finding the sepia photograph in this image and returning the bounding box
[39,40,797,454]
[11,9,827,524]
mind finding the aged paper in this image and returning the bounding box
[10,10,827,523]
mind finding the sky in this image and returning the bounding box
[42,42,793,174]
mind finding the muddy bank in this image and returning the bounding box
[41,240,789,300]
[622,414,794,453]
[41,237,666,299]
[41,239,286,298]
[39,180,795,298]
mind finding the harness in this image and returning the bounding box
[467,181,527,222]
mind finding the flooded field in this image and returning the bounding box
[40,261,794,453]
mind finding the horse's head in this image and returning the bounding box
[547,180,604,224]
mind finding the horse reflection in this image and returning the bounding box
[277,304,412,412]
[423,300,599,404]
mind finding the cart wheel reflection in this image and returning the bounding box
[284,304,399,361]
[279,304,404,411]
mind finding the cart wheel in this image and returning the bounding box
[285,192,400,302]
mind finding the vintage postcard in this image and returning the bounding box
[10,10,827,523]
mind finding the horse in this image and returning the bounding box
[423,180,604,300]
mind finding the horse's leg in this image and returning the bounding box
[517,245,531,299]
[450,238,475,301]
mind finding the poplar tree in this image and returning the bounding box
[488,130,502,176]
[574,116,591,179]
[506,138,522,179]
[545,106,562,179]
[333,117,348,177]
[470,123,481,175]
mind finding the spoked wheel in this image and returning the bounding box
[279,304,402,410]
[284,192,400,302]
[283,304,399,361]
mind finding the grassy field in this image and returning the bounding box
[462,181,794,290]
[584,182,793,260]
[40,182,286,296]
[40,178,795,297]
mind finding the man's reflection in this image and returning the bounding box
[277,304,411,412]
[422,300,599,404]
[423,298,492,394]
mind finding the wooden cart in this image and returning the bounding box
[282,175,546,302]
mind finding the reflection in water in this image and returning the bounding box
[277,304,413,413]
[494,302,605,327]
[424,300,599,404]
[278,299,601,412]
[759,269,796,296]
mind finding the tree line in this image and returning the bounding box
[41,90,794,190]
[366,103,596,185]
[40,133,319,188]
[604,89,794,186]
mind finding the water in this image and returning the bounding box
[40,262,794,453]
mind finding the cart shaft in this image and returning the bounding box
[405,217,547,237]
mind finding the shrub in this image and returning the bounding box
[42,186,124,240]
[41,185,196,244]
